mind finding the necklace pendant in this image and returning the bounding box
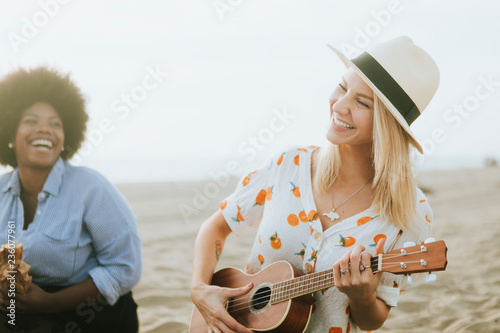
[323,209,340,222]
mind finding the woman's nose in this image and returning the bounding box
[35,121,51,133]
[332,98,350,115]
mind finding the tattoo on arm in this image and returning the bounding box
[215,240,223,262]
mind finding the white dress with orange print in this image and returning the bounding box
[220,145,433,333]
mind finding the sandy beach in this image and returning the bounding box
[119,166,500,333]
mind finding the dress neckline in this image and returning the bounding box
[299,147,372,235]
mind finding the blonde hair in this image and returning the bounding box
[314,95,419,231]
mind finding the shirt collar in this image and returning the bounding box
[1,158,66,197]
[2,168,21,195]
[42,157,65,196]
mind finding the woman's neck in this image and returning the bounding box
[18,166,51,196]
[337,143,374,185]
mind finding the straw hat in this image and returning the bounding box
[327,36,440,154]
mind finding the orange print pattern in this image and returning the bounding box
[287,214,299,227]
[220,200,227,210]
[242,176,250,187]
[308,248,318,262]
[299,210,308,222]
[307,210,318,221]
[290,182,300,197]
[370,233,387,247]
[294,154,300,166]
[258,254,265,265]
[254,189,267,206]
[337,234,356,247]
[277,152,285,166]
[294,243,307,259]
[231,205,244,223]
[270,232,282,250]
[266,186,273,201]
[357,215,378,226]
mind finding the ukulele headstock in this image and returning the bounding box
[379,240,448,275]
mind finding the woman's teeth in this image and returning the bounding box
[31,139,53,149]
[334,117,355,130]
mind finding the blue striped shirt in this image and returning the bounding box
[0,158,142,305]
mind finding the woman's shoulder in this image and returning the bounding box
[415,186,433,218]
[0,169,13,182]
[0,169,14,190]
[405,186,433,241]
[62,161,115,191]
[274,144,320,165]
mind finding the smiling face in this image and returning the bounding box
[13,102,65,170]
[326,67,375,147]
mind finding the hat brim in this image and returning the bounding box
[326,44,424,154]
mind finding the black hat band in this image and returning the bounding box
[352,52,420,125]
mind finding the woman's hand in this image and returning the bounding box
[0,283,56,313]
[332,238,390,330]
[333,238,386,304]
[191,281,254,333]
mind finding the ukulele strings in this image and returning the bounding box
[225,258,379,313]
[225,256,381,311]
[226,250,425,313]
[226,268,335,313]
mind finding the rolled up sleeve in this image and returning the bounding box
[83,175,142,305]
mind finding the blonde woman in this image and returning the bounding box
[191,36,439,332]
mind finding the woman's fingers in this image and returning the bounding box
[214,283,253,333]
[348,245,366,279]
[194,282,254,333]
[375,237,386,255]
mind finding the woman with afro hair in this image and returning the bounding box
[0,67,142,332]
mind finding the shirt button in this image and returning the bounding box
[37,210,41,215]
[314,232,323,241]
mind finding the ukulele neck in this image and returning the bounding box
[270,256,380,304]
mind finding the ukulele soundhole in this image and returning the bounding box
[248,282,272,314]
[252,286,271,309]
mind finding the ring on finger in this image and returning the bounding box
[360,263,371,272]
[341,269,349,275]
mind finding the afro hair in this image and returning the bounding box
[0,66,88,167]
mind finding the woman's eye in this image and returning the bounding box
[338,83,347,91]
[51,121,62,128]
[23,118,37,125]
[357,100,370,108]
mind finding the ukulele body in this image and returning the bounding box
[190,261,316,333]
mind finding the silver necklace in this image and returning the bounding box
[323,180,371,222]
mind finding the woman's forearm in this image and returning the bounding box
[348,293,390,330]
[191,210,231,288]
[49,277,100,313]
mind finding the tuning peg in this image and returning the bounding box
[424,237,436,244]
[403,241,416,248]
[406,275,413,287]
[425,273,437,284]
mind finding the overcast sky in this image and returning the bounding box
[1,0,499,182]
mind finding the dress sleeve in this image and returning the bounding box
[220,150,285,236]
[375,187,433,307]
[83,173,142,305]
